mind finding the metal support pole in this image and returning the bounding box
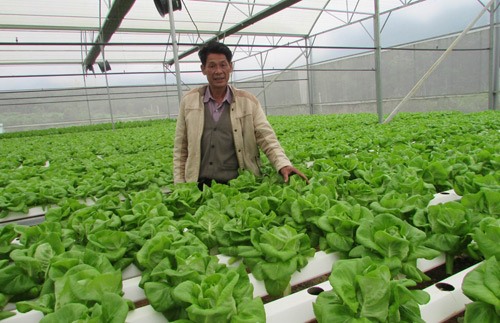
[82,75,93,125]
[305,37,315,115]
[101,46,115,130]
[373,0,383,123]
[258,52,269,115]
[80,31,93,125]
[383,0,495,124]
[163,66,172,118]
[99,0,114,130]
[489,0,499,110]
[167,0,183,104]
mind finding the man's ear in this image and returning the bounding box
[201,64,206,75]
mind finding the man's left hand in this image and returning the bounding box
[279,165,309,184]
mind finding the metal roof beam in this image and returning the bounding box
[83,0,136,71]
[165,0,301,66]
[0,24,306,37]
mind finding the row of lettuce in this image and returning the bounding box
[0,120,174,217]
[0,111,498,322]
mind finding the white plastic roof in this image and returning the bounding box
[0,0,427,67]
[0,0,493,90]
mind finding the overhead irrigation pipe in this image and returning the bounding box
[83,0,136,71]
[383,0,495,124]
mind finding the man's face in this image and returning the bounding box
[201,53,233,90]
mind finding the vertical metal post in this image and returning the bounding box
[99,0,114,130]
[163,65,172,118]
[81,31,93,125]
[489,0,499,110]
[259,52,268,115]
[167,0,183,104]
[101,46,115,130]
[305,37,315,115]
[373,0,383,123]
[82,75,93,125]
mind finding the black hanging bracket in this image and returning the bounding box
[153,0,182,17]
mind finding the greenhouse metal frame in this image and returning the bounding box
[0,0,498,132]
[1,2,500,323]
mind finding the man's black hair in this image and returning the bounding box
[198,41,233,66]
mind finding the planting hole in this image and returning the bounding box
[436,283,454,291]
[307,287,324,295]
[440,191,450,195]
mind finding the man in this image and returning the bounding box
[173,41,308,188]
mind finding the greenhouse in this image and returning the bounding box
[0,0,499,322]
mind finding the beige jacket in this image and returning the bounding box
[173,85,292,184]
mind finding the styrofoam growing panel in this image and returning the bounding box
[1,252,454,323]
[249,251,340,297]
[0,189,172,226]
[3,274,146,322]
[0,198,96,226]
[123,276,145,302]
[11,257,479,323]
[420,262,481,323]
[417,253,446,272]
[123,251,340,316]
[265,261,479,323]
[122,251,342,323]
[1,190,462,322]
[3,263,144,312]
[122,264,142,280]
[265,280,331,323]
[121,253,448,323]
[126,306,167,323]
[1,251,338,322]
[428,189,461,206]
[3,310,43,322]
[261,191,459,323]
[2,188,459,226]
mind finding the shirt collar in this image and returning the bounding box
[203,86,233,104]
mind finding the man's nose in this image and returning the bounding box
[215,65,223,73]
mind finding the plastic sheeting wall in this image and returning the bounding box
[263,27,490,115]
[0,28,490,132]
